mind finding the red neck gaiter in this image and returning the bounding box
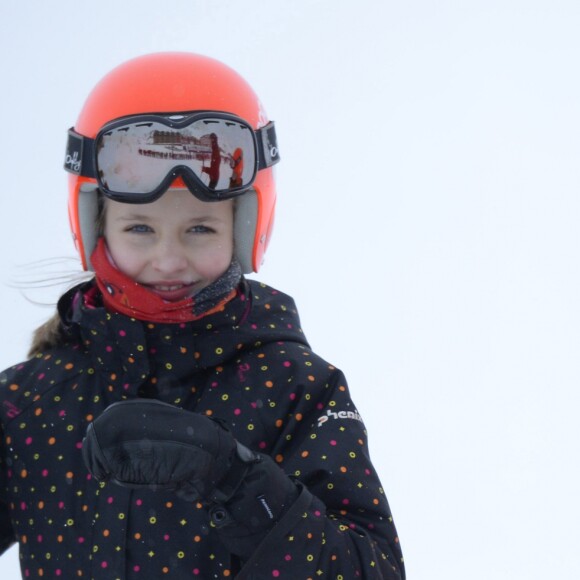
[90,237,240,323]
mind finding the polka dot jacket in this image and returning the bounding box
[0,279,404,579]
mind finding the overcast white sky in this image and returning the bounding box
[1,1,580,578]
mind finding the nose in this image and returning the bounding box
[151,238,189,275]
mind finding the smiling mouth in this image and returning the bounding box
[153,284,190,292]
[145,282,198,301]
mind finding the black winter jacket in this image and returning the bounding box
[0,279,404,579]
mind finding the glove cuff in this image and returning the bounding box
[207,452,301,559]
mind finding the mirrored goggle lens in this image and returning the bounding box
[96,117,257,197]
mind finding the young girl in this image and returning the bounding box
[0,53,405,579]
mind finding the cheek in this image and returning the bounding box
[105,236,144,278]
[194,240,234,278]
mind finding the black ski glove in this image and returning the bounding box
[82,399,300,558]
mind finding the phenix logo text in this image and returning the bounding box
[317,409,364,428]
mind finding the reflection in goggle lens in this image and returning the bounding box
[96,116,256,197]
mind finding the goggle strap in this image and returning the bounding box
[256,122,280,170]
[64,129,96,178]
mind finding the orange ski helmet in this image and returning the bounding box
[66,52,277,273]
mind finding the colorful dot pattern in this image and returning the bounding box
[0,280,404,578]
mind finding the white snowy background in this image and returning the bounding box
[1,1,579,578]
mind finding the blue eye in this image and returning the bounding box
[190,225,214,234]
[127,224,152,233]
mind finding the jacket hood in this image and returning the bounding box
[57,278,309,384]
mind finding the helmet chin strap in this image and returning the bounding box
[77,184,258,275]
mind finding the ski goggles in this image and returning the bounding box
[64,111,280,203]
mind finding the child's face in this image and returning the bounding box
[103,189,235,301]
